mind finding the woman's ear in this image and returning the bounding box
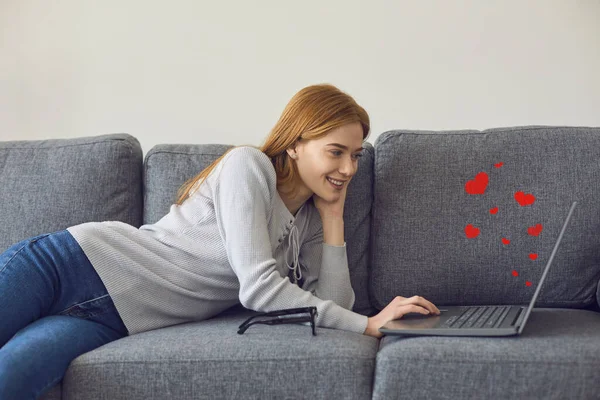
[286,148,297,159]
[287,138,303,159]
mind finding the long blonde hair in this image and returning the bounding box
[175,83,370,205]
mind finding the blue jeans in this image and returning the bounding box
[0,230,128,400]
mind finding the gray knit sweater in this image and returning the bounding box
[67,146,368,335]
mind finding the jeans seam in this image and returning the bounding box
[29,234,51,244]
[34,375,63,400]
[58,293,110,316]
[0,242,30,275]
[0,234,51,275]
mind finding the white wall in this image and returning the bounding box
[2,0,599,155]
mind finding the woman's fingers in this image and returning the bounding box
[401,304,431,316]
[367,298,440,337]
[394,295,440,314]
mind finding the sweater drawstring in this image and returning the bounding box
[286,224,301,284]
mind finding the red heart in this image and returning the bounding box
[512,270,519,277]
[465,172,489,195]
[526,281,532,287]
[464,224,480,239]
[515,191,536,206]
[494,162,504,168]
[527,224,543,236]
[529,253,538,260]
[490,207,499,214]
[502,238,510,245]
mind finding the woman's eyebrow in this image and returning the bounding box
[326,143,364,152]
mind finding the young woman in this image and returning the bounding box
[0,84,440,399]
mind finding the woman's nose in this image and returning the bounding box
[340,158,357,176]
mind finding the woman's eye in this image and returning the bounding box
[330,150,363,159]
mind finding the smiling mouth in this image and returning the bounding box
[326,177,345,188]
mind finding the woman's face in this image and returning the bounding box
[288,122,364,203]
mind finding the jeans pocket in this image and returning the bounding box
[58,294,113,319]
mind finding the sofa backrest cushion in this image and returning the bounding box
[370,126,600,310]
[143,144,234,224]
[0,134,143,252]
[143,143,375,315]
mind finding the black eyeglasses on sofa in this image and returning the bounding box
[237,307,318,336]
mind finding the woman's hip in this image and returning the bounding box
[0,229,128,336]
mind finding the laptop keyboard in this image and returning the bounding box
[440,306,512,329]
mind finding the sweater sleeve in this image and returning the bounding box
[299,221,356,310]
[212,147,368,334]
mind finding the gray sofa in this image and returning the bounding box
[1,126,599,400]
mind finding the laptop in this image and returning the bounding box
[379,201,577,337]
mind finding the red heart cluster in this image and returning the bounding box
[463,164,542,288]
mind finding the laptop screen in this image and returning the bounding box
[517,201,577,333]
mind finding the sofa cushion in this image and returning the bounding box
[142,144,233,224]
[373,308,600,400]
[39,385,60,400]
[371,126,600,310]
[143,143,375,315]
[62,306,378,400]
[0,134,143,252]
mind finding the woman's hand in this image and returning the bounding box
[313,184,349,246]
[364,296,441,338]
[312,183,348,221]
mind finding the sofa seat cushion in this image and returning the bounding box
[373,309,600,400]
[62,306,378,400]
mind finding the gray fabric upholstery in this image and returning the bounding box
[142,144,233,224]
[0,134,143,253]
[4,128,599,399]
[143,143,375,315]
[342,142,375,315]
[597,279,600,310]
[39,385,61,400]
[63,305,378,400]
[371,126,600,310]
[0,134,143,398]
[373,308,600,400]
